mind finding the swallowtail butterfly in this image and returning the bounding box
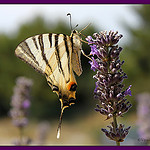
[15,13,89,138]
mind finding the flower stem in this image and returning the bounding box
[19,127,24,145]
[113,113,120,146]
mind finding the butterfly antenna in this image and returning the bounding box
[73,24,79,30]
[79,23,91,34]
[67,13,73,31]
[67,13,79,31]
[57,106,64,139]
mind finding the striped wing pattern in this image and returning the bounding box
[15,32,82,109]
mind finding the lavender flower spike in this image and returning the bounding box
[136,93,150,143]
[86,31,132,145]
[10,76,33,145]
[10,76,33,128]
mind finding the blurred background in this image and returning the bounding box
[0,4,150,145]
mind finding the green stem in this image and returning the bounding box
[113,113,120,146]
[19,127,24,145]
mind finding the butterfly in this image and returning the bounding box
[16,28,86,139]
[15,13,91,138]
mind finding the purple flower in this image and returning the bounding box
[94,82,98,93]
[89,57,99,71]
[136,93,150,140]
[10,77,33,128]
[10,77,33,145]
[101,122,131,142]
[22,99,31,109]
[87,31,132,117]
[124,85,132,96]
[86,36,94,44]
[90,45,99,56]
[87,31,132,145]
[13,118,28,128]
[13,137,32,145]
[37,121,50,144]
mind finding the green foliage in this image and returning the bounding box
[122,5,150,109]
[0,16,97,120]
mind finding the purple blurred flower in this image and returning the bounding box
[13,137,32,145]
[10,76,33,128]
[136,93,150,141]
[10,76,33,145]
[22,99,31,109]
[36,121,50,144]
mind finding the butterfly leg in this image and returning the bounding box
[81,49,93,61]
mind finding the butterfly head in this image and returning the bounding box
[71,29,80,37]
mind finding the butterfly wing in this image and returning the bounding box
[15,31,83,139]
[15,35,46,75]
[44,34,78,108]
[71,46,82,76]
[71,31,83,76]
[15,33,78,108]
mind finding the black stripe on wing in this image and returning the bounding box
[63,34,70,74]
[54,34,65,77]
[45,72,54,84]
[15,41,45,74]
[32,37,39,50]
[38,34,54,74]
[49,33,53,47]
[70,36,74,53]
[20,41,40,66]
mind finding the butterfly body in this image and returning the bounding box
[15,30,82,111]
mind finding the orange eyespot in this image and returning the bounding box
[67,82,77,91]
